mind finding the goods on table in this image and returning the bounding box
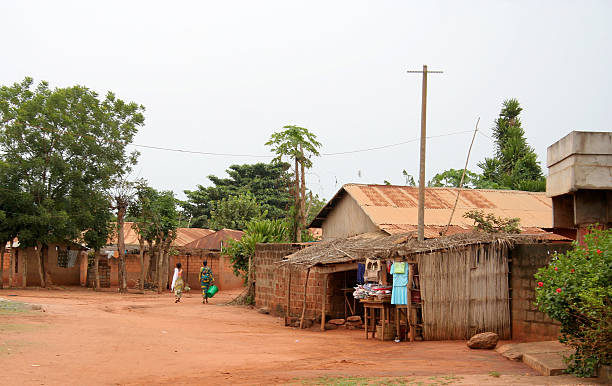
[352,284,392,300]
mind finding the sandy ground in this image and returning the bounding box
[0,287,602,386]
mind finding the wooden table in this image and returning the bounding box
[361,298,394,340]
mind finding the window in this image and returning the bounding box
[57,250,68,268]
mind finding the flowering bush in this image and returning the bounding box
[535,227,611,377]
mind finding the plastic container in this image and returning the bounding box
[206,285,219,298]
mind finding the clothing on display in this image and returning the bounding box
[364,258,382,283]
[390,262,409,305]
[357,263,365,284]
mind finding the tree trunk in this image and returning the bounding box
[294,157,302,242]
[299,146,307,230]
[0,244,5,289]
[117,204,128,293]
[8,246,14,288]
[146,241,155,284]
[157,238,165,294]
[21,249,27,288]
[36,242,46,288]
[162,242,171,290]
[94,251,100,291]
[138,238,145,291]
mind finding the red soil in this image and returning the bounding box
[0,288,598,385]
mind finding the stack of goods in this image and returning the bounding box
[353,284,392,300]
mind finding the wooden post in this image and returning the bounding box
[321,274,327,331]
[417,65,428,242]
[408,263,415,342]
[285,268,292,326]
[299,268,310,329]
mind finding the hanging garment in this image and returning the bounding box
[393,261,405,274]
[171,267,179,291]
[357,263,365,284]
[364,258,382,283]
[391,262,409,305]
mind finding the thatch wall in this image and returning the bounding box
[417,242,510,340]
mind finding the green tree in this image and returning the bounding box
[129,181,158,291]
[0,77,144,287]
[477,99,545,191]
[80,191,114,291]
[208,191,267,231]
[535,228,611,377]
[182,162,291,228]
[428,168,482,188]
[265,125,321,242]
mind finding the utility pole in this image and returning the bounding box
[407,65,443,241]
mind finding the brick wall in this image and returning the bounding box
[255,243,354,323]
[107,252,243,291]
[510,243,572,341]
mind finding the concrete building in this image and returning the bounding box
[546,131,612,240]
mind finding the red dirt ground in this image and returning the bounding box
[0,287,600,385]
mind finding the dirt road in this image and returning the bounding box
[0,288,598,385]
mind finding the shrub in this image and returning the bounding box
[535,227,611,377]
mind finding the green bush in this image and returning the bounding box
[535,227,611,377]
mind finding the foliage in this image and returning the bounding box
[0,77,143,253]
[265,125,322,242]
[182,162,291,228]
[402,170,416,186]
[208,191,267,231]
[428,168,484,188]
[477,99,545,191]
[463,210,521,234]
[535,227,612,377]
[223,219,290,279]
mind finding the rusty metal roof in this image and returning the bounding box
[183,229,244,250]
[309,184,553,233]
[106,222,214,249]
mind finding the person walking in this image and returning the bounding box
[171,262,184,303]
[199,260,214,304]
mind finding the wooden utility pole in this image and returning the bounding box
[407,65,443,241]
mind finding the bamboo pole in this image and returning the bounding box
[299,268,310,329]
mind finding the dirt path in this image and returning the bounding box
[0,288,599,385]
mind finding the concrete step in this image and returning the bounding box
[496,341,574,376]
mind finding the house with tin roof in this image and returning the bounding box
[309,184,559,240]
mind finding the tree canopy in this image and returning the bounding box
[182,162,291,228]
[0,77,144,285]
[208,191,267,231]
[477,99,545,191]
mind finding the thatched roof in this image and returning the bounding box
[280,230,568,269]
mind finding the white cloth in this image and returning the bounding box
[171,268,179,290]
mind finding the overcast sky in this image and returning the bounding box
[2,1,610,200]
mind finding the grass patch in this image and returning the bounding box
[488,371,501,378]
[0,299,34,315]
[297,375,463,385]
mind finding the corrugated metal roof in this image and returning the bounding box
[106,222,214,248]
[183,229,244,250]
[310,184,553,234]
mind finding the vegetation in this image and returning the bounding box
[535,227,611,377]
[266,125,321,242]
[0,77,144,287]
[431,99,545,192]
[477,99,545,191]
[182,162,292,228]
[208,191,267,231]
[463,210,521,234]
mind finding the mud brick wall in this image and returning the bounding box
[255,243,349,322]
[510,243,572,341]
